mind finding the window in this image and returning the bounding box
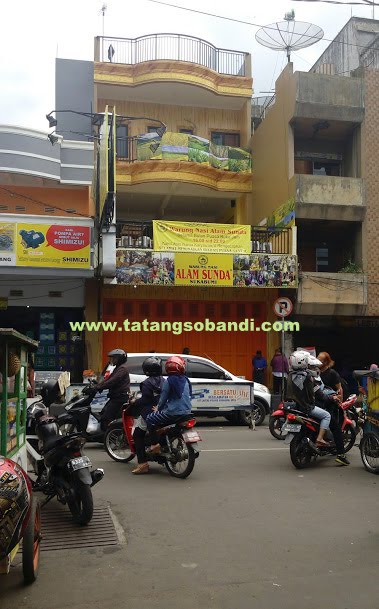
[316,247,329,272]
[211,132,240,147]
[116,125,128,159]
[313,161,341,176]
[179,128,193,135]
[126,357,147,375]
[188,360,226,380]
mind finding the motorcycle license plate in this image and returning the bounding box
[282,423,302,433]
[182,431,201,443]
[69,456,91,471]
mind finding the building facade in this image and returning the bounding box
[55,34,297,382]
[0,125,94,382]
[251,17,379,370]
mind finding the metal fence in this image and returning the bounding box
[99,34,247,76]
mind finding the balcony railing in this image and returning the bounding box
[116,222,291,254]
[98,34,248,76]
[116,131,252,173]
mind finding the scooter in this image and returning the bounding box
[269,393,359,441]
[57,382,105,443]
[282,400,357,469]
[104,406,201,479]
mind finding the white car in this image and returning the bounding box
[125,353,271,426]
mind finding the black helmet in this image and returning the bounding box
[107,349,127,366]
[40,380,60,407]
[142,357,162,376]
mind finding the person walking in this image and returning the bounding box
[252,350,267,384]
[270,348,289,395]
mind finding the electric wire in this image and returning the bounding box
[143,0,379,53]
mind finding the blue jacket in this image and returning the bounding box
[157,377,192,416]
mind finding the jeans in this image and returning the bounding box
[310,406,331,430]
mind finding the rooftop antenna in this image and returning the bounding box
[255,10,324,64]
[100,3,107,37]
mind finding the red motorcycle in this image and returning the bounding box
[269,394,358,442]
[282,398,357,469]
[0,456,41,584]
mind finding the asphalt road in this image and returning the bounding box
[1,420,378,609]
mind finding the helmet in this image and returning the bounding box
[289,351,309,371]
[307,355,322,368]
[142,357,162,376]
[107,349,127,366]
[40,380,60,407]
[0,457,31,559]
[165,356,186,375]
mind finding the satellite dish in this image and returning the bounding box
[255,16,324,63]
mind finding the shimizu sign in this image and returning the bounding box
[175,253,233,286]
[153,221,251,254]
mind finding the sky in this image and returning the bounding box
[1,0,377,131]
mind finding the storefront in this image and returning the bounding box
[0,329,38,469]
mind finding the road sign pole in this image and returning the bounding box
[281,308,285,401]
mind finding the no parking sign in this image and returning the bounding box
[273,297,293,317]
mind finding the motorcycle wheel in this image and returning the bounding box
[22,496,41,584]
[269,415,287,440]
[238,402,266,427]
[342,424,357,453]
[290,436,313,469]
[164,438,196,479]
[67,482,94,525]
[360,432,379,474]
[104,426,135,463]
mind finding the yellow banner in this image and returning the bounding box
[153,221,251,254]
[16,223,91,268]
[175,253,233,286]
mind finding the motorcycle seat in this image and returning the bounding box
[43,432,83,453]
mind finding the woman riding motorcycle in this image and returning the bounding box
[286,350,331,447]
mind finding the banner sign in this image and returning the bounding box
[136,131,252,173]
[260,198,295,229]
[153,221,251,254]
[0,222,91,269]
[115,249,298,288]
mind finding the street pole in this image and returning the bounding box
[281,307,285,401]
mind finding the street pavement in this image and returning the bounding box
[1,420,378,609]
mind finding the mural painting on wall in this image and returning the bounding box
[136,132,252,173]
[116,249,298,288]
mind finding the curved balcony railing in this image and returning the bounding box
[97,34,248,76]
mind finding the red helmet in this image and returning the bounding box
[165,356,186,375]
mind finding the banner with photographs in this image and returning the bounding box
[116,249,298,288]
[136,131,252,173]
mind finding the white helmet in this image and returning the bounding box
[289,351,309,370]
[307,355,322,368]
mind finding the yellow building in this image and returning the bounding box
[55,33,297,382]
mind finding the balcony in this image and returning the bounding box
[296,272,367,316]
[293,174,365,221]
[94,34,252,108]
[293,72,364,123]
[116,131,252,195]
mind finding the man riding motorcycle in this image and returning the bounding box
[85,349,130,430]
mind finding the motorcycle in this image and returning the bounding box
[104,407,201,479]
[270,393,359,442]
[57,380,105,443]
[282,399,357,469]
[27,404,104,525]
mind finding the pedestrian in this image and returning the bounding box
[27,359,35,398]
[270,347,289,395]
[317,352,343,401]
[252,350,267,384]
[182,347,190,355]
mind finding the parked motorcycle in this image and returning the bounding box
[57,385,104,443]
[105,408,201,479]
[282,400,357,469]
[26,382,104,525]
[270,394,359,442]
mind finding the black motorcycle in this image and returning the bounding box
[27,381,104,525]
[57,390,104,443]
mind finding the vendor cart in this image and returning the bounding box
[0,328,38,469]
[353,368,379,474]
